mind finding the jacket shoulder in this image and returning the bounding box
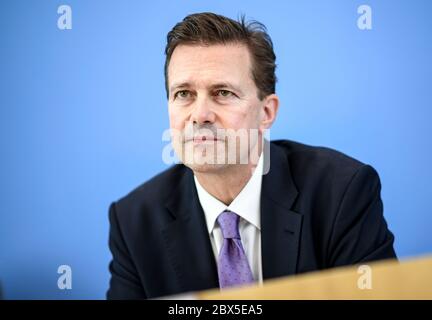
[272,139,365,171]
[113,164,187,213]
[271,140,372,189]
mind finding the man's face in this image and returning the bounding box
[167,43,269,173]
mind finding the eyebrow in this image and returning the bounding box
[169,82,243,95]
[169,82,190,93]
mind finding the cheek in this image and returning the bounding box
[168,107,185,130]
[221,105,259,129]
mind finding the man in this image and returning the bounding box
[106,12,396,299]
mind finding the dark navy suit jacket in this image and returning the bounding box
[106,140,396,299]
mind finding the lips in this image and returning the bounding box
[185,136,222,143]
[193,136,219,142]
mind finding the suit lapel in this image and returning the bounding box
[261,142,303,280]
[162,168,219,293]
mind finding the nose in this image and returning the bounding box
[190,96,216,125]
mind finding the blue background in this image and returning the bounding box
[0,0,431,299]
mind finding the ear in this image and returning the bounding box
[259,94,279,132]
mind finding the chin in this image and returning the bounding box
[185,162,228,173]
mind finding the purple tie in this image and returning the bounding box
[217,210,254,288]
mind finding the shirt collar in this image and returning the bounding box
[194,151,263,234]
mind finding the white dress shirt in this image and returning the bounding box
[193,153,264,284]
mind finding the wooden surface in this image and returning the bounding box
[196,256,432,299]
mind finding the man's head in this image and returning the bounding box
[165,12,279,173]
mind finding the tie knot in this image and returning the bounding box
[217,210,240,239]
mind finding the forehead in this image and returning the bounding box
[168,43,253,90]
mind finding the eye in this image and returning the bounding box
[174,90,191,99]
[215,90,234,98]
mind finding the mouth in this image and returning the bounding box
[185,136,223,144]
